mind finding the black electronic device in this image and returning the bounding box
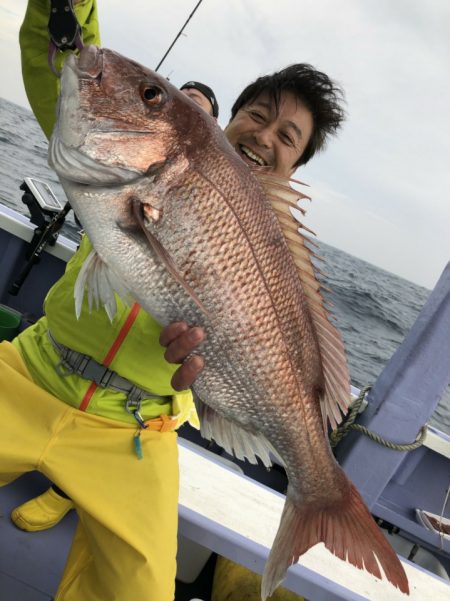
[23,177,64,214]
[8,179,71,296]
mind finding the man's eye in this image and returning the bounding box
[280,132,294,146]
[250,111,265,122]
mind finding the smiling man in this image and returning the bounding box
[225,89,312,175]
[225,64,344,175]
[165,63,346,386]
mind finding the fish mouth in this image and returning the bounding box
[49,135,142,186]
[50,45,150,186]
[65,45,104,80]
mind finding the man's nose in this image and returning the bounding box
[253,127,273,148]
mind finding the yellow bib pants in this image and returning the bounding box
[0,342,179,601]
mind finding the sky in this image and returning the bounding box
[1,0,449,289]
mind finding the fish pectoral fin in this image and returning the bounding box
[195,398,281,468]
[130,197,210,317]
[74,249,132,320]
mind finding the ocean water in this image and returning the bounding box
[1,97,449,435]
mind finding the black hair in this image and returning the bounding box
[230,64,345,167]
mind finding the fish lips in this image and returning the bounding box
[64,45,103,81]
[49,135,142,186]
[76,45,103,79]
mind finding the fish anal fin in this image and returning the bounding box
[262,481,409,600]
[195,398,279,468]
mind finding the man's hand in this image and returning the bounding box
[159,322,205,391]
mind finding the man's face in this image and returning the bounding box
[181,87,214,116]
[224,91,313,177]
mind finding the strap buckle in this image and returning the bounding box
[82,359,114,388]
[54,351,110,386]
[47,329,172,425]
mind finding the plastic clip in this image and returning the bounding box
[55,359,74,378]
[125,393,148,430]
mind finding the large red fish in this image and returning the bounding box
[49,45,409,599]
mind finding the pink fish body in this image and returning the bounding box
[49,46,409,599]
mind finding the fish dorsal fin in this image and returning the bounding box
[255,171,351,432]
[74,250,133,321]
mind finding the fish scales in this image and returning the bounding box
[158,165,314,437]
[188,161,321,404]
[49,46,409,599]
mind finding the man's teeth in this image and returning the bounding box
[240,145,267,166]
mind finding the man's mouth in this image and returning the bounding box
[238,144,268,167]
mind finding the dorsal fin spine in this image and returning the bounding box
[254,172,352,429]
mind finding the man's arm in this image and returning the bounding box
[19,0,100,140]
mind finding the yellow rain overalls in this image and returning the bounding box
[0,2,198,599]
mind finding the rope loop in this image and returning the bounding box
[329,385,427,452]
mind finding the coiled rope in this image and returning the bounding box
[329,385,428,451]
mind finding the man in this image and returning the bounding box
[180,80,219,118]
[2,2,345,600]
[163,64,345,390]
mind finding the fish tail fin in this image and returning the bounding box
[261,483,409,600]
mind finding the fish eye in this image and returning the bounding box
[140,84,163,105]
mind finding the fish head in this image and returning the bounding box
[49,45,216,187]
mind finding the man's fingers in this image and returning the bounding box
[171,355,205,391]
[163,326,205,364]
[160,323,206,389]
[159,321,189,347]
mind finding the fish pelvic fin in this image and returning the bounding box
[255,171,351,432]
[74,249,132,321]
[262,482,409,600]
[195,398,281,468]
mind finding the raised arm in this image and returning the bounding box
[19,0,101,139]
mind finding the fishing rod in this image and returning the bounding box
[155,0,205,72]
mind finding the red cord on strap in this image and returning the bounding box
[79,303,141,411]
